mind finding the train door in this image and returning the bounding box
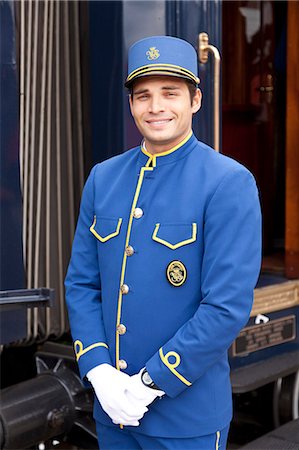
[221,1,299,438]
[222,1,286,266]
[222,1,299,282]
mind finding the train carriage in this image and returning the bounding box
[0,1,298,448]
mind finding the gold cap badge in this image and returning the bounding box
[146,47,160,60]
[166,260,187,287]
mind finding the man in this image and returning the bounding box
[65,36,261,449]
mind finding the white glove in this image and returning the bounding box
[87,364,148,426]
[126,368,165,409]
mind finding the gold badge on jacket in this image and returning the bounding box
[166,260,187,287]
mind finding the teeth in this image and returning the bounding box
[149,120,170,124]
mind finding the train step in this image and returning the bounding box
[239,419,299,449]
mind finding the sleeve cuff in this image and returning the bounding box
[74,340,112,380]
[146,347,192,398]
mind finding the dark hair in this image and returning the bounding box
[129,78,198,105]
[185,80,198,104]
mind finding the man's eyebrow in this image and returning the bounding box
[133,88,150,95]
[133,85,182,95]
[161,85,181,90]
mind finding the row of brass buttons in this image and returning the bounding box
[119,207,143,370]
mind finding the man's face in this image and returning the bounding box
[129,76,202,154]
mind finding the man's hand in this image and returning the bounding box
[87,364,148,426]
[126,368,165,409]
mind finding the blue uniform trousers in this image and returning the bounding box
[96,422,230,450]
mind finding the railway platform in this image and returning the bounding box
[239,419,299,449]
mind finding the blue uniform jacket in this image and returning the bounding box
[65,133,262,437]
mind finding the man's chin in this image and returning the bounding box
[144,131,174,145]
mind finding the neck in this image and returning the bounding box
[144,130,192,155]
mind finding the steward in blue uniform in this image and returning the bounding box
[65,36,262,449]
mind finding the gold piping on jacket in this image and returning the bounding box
[215,431,221,450]
[116,130,192,367]
[115,133,194,428]
[141,131,193,159]
[152,223,197,250]
[115,156,154,371]
[159,348,191,386]
[74,340,108,361]
[90,217,122,242]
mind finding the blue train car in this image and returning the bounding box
[1,1,298,448]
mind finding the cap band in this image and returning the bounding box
[126,62,200,86]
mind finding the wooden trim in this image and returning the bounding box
[251,280,299,317]
[285,1,299,278]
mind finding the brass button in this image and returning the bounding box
[119,359,127,370]
[120,284,129,294]
[125,245,134,256]
[133,207,143,219]
[117,324,127,335]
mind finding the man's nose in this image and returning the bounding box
[148,95,164,113]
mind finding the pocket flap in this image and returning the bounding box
[90,216,122,242]
[152,223,197,250]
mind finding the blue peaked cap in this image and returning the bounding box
[125,36,200,87]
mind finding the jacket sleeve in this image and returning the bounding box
[65,166,112,380]
[146,168,262,398]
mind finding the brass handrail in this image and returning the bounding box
[198,32,221,152]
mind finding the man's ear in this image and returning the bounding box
[192,88,202,113]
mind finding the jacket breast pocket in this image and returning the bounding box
[152,223,197,250]
[90,216,122,242]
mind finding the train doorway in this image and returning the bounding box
[222,0,287,272]
[222,2,299,443]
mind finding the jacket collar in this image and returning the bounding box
[138,131,196,167]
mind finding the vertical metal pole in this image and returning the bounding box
[34,0,49,338]
[73,2,84,193]
[27,0,39,289]
[27,0,40,341]
[63,1,75,242]
[45,0,54,338]
[19,0,25,189]
[198,32,221,152]
[23,0,33,274]
[55,1,65,336]
[20,3,29,342]
[23,0,33,342]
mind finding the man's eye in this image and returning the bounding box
[166,92,177,97]
[137,95,149,100]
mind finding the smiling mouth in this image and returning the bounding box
[146,118,173,126]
